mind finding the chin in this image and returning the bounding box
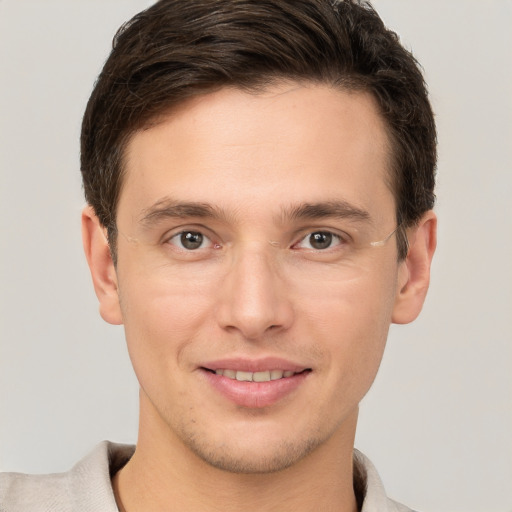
[185,435,322,474]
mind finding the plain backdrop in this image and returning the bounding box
[1,1,511,511]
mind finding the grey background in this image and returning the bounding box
[1,1,511,511]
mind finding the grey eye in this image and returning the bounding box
[308,232,333,250]
[180,231,204,250]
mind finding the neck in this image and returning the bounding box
[114,395,359,512]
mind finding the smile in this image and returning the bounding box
[214,369,300,382]
[201,365,311,408]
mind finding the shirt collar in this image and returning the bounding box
[354,449,414,512]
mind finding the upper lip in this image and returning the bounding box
[200,357,310,373]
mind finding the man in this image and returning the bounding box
[0,0,437,510]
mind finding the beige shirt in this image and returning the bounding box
[0,442,415,511]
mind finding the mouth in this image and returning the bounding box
[200,362,312,408]
[203,368,310,382]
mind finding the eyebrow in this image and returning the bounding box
[139,198,232,227]
[138,197,372,228]
[281,201,372,224]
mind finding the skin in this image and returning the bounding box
[83,83,436,511]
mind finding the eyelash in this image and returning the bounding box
[292,231,347,251]
[165,228,349,252]
[167,230,218,251]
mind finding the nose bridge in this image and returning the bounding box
[217,241,292,339]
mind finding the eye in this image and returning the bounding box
[294,231,344,250]
[168,230,212,250]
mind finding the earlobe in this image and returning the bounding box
[392,210,437,324]
[81,206,123,325]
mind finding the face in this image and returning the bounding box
[103,83,410,473]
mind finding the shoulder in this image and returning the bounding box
[354,449,419,512]
[0,441,134,512]
[387,498,419,512]
[0,470,71,511]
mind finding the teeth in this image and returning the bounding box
[214,369,298,381]
[235,371,253,382]
[253,371,271,382]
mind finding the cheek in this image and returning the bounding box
[299,265,397,392]
[117,268,216,382]
[298,261,398,334]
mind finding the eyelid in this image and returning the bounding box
[161,223,214,241]
[162,224,221,250]
[169,231,212,249]
[159,224,354,251]
[291,228,352,249]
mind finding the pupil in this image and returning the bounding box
[181,231,203,250]
[310,232,332,250]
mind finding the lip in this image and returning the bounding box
[199,357,311,408]
[200,356,308,373]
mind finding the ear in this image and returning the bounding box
[392,210,437,324]
[81,206,123,325]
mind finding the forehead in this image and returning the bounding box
[118,83,394,228]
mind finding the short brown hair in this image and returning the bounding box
[81,0,436,260]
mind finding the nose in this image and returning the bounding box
[216,243,294,340]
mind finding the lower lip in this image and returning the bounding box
[201,370,310,408]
